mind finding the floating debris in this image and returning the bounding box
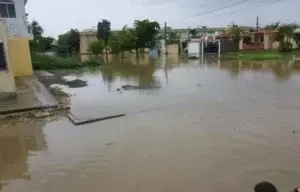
[106,142,114,146]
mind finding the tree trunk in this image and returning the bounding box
[135,47,139,64]
[105,47,108,63]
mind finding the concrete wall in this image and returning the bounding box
[0,23,16,99]
[8,37,33,77]
[167,44,179,54]
[220,39,237,53]
[188,41,200,57]
[80,31,97,55]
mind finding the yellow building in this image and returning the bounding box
[0,0,33,99]
[79,29,98,61]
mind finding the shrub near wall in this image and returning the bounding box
[32,54,104,69]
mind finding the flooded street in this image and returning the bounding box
[1,56,300,192]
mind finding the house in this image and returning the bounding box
[239,29,277,50]
[239,29,299,51]
[0,0,33,99]
[187,35,236,58]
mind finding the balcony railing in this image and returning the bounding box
[0,18,33,39]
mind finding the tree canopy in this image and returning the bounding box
[133,19,160,48]
[31,20,43,40]
[228,25,244,45]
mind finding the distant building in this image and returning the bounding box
[187,34,236,58]
[239,29,298,50]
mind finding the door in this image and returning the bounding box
[0,42,7,70]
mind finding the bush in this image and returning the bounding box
[32,54,105,69]
[278,42,292,52]
[82,59,104,66]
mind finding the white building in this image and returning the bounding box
[0,0,33,38]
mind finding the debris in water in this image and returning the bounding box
[33,111,51,118]
[106,142,114,145]
[0,180,9,186]
[293,130,296,134]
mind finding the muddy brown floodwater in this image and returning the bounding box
[1,56,300,192]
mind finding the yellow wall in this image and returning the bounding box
[8,37,33,77]
[0,23,16,97]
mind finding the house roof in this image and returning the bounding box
[294,28,300,34]
[25,0,28,5]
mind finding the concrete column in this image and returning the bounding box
[251,34,255,43]
[264,35,269,50]
[239,38,243,50]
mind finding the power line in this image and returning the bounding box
[195,0,287,21]
[134,0,246,20]
[134,0,222,7]
[171,0,287,24]
[180,0,253,21]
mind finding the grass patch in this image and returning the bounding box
[221,50,294,61]
[32,54,105,70]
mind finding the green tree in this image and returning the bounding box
[56,33,70,55]
[228,25,244,46]
[37,36,55,52]
[200,26,207,34]
[31,20,43,40]
[67,29,80,54]
[97,19,111,60]
[56,29,80,55]
[265,22,280,30]
[119,26,136,57]
[166,31,180,44]
[189,28,198,38]
[108,31,121,55]
[88,40,105,58]
[133,19,160,56]
[275,23,298,52]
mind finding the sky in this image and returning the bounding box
[26,0,300,37]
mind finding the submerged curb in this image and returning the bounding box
[0,105,58,115]
[66,111,125,126]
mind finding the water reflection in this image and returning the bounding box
[95,59,159,90]
[0,121,47,189]
[199,56,300,80]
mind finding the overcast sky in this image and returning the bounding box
[26,0,299,37]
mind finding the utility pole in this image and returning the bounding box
[256,15,259,31]
[164,22,167,54]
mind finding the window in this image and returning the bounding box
[260,36,264,43]
[0,0,16,18]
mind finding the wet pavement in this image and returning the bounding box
[0,77,58,115]
[1,56,300,192]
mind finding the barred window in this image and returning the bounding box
[0,0,16,18]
